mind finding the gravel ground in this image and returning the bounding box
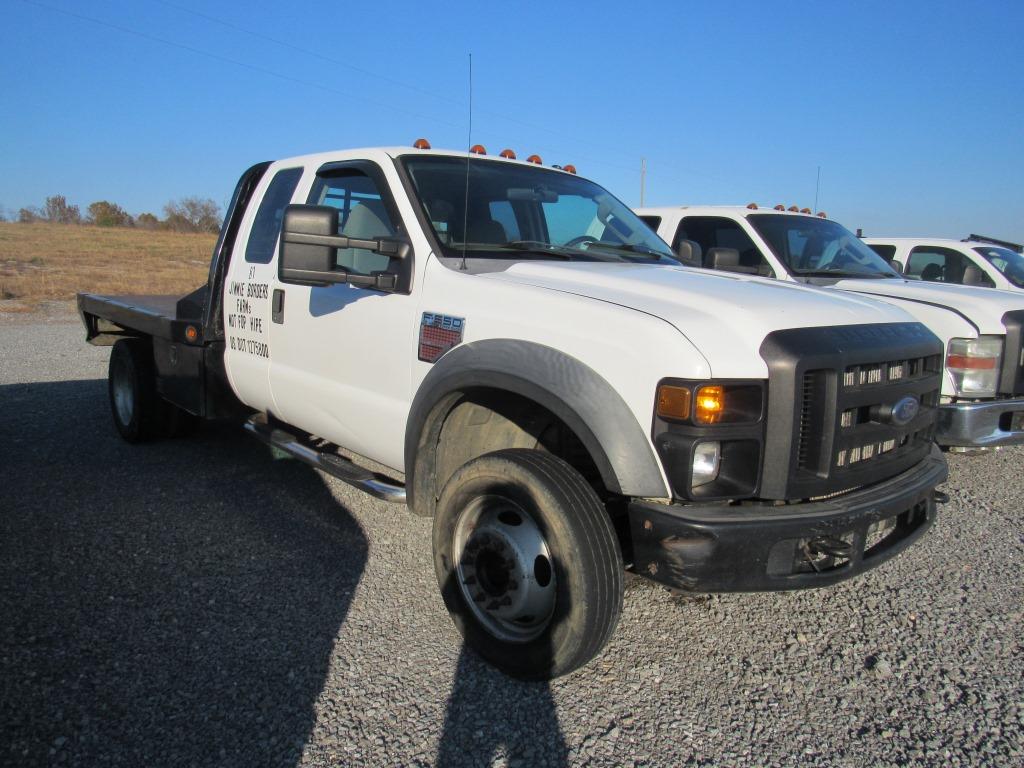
[1,317,1022,767]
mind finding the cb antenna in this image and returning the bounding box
[460,53,473,271]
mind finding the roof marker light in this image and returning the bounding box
[526,154,543,165]
[800,207,812,214]
[817,211,827,218]
[563,164,577,174]
[413,138,431,149]
[470,144,486,155]
[747,203,758,209]
[499,148,516,159]
[788,205,800,212]
[774,204,785,211]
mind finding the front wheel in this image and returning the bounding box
[432,449,624,680]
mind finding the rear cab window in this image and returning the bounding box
[245,167,304,264]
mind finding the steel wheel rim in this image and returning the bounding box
[111,356,133,426]
[453,495,556,643]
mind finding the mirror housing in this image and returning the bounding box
[278,204,409,290]
[674,239,703,267]
[890,259,904,273]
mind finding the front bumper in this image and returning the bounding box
[628,445,947,593]
[936,398,1024,448]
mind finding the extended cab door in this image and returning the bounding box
[267,161,416,472]
[223,164,305,413]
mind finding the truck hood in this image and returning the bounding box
[832,278,1024,335]
[482,262,916,378]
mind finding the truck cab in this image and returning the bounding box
[864,237,1024,293]
[79,149,949,678]
[637,205,1024,450]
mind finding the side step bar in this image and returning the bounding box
[244,415,407,504]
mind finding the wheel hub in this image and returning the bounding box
[453,497,556,643]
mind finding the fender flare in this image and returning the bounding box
[404,339,668,516]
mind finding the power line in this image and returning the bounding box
[20,0,464,129]
[148,0,645,171]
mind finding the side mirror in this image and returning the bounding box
[890,259,904,273]
[278,204,409,290]
[674,239,703,267]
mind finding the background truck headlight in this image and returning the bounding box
[691,441,721,487]
[947,337,1003,397]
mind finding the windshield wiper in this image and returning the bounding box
[798,269,888,279]
[499,240,577,259]
[585,241,670,260]
[502,240,631,262]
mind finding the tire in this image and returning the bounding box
[432,449,624,680]
[108,338,163,443]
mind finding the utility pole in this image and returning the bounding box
[640,158,647,207]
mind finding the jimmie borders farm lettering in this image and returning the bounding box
[227,266,270,358]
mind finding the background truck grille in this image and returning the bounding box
[759,323,944,501]
[1000,310,1024,396]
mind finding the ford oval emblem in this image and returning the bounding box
[891,396,920,426]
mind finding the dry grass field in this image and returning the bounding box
[0,222,216,312]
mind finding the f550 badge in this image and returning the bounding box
[419,313,465,363]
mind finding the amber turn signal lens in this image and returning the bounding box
[694,385,724,424]
[185,325,199,342]
[656,385,691,421]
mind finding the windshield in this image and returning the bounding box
[974,246,1024,288]
[748,214,901,278]
[401,156,676,263]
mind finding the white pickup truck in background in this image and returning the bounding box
[864,237,1024,293]
[78,147,949,679]
[637,205,1024,450]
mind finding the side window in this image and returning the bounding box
[867,244,897,263]
[674,216,767,271]
[906,246,971,284]
[308,172,398,276]
[245,167,303,264]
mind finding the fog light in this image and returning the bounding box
[692,441,721,487]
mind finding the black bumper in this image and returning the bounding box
[628,445,948,592]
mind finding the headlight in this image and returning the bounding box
[656,382,763,424]
[947,337,1003,397]
[691,441,721,486]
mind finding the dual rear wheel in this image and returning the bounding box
[108,338,197,442]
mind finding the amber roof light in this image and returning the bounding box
[413,138,431,149]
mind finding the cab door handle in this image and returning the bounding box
[272,289,285,324]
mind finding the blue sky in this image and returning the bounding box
[2,0,1022,241]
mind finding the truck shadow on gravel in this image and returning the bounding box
[436,636,568,768]
[0,379,367,767]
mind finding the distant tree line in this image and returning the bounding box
[3,194,221,234]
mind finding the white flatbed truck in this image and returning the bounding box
[79,147,948,678]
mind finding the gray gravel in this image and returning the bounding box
[1,317,1022,767]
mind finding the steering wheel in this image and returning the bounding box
[564,235,599,249]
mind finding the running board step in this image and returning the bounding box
[243,415,406,504]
